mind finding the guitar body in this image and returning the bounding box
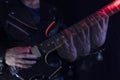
[9,47,62,80]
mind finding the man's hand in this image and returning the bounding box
[90,14,109,50]
[56,14,109,61]
[74,23,91,57]
[56,29,77,62]
[56,26,90,61]
[5,46,38,69]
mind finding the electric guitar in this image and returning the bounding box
[9,0,120,80]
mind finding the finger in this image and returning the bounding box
[78,21,90,41]
[61,36,69,48]
[69,35,75,47]
[95,17,109,33]
[15,63,32,69]
[103,16,109,30]
[92,15,102,29]
[76,23,83,33]
[82,22,90,38]
[17,54,38,59]
[90,16,102,34]
[69,36,77,54]
[60,35,74,53]
[96,12,109,29]
[16,46,31,53]
[16,59,36,65]
[65,32,76,49]
[96,15,106,30]
[62,29,77,54]
[63,29,73,47]
[105,16,109,25]
[81,29,86,40]
[78,28,88,42]
[77,22,86,41]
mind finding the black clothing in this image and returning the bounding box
[27,7,40,25]
[0,0,67,80]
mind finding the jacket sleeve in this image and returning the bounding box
[0,1,9,68]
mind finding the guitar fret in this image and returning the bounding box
[94,13,102,22]
[57,32,66,45]
[39,43,47,54]
[42,42,48,53]
[86,0,120,27]
[57,33,63,44]
[52,34,60,46]
[45,40,50,52]
[70,21,76,34]
[75,22,83,33]
[51,36,57,46]
[76,21,81,32]
[49,38,56,49]
[59,30,66,39]
[78,20,89,32]
[44,38,55,53]
[69,24,77,34]
[50,38,56,48]
[87,16,96,26]
[103,1,120,16]
[40,36,60,54]
[113,4,120,13]
[112,6,120,14]
[104,7,114,16]
[84,15,96,27]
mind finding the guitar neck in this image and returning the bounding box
[101,0,120,16]
[69,0,120,32]
[38,0,120,54]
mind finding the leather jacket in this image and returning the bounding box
[0,0,67,80]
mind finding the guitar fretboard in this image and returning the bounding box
[37,0,120,54]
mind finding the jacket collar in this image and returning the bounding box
[6,0,52,30]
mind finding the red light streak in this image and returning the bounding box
[45,21,55,37]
